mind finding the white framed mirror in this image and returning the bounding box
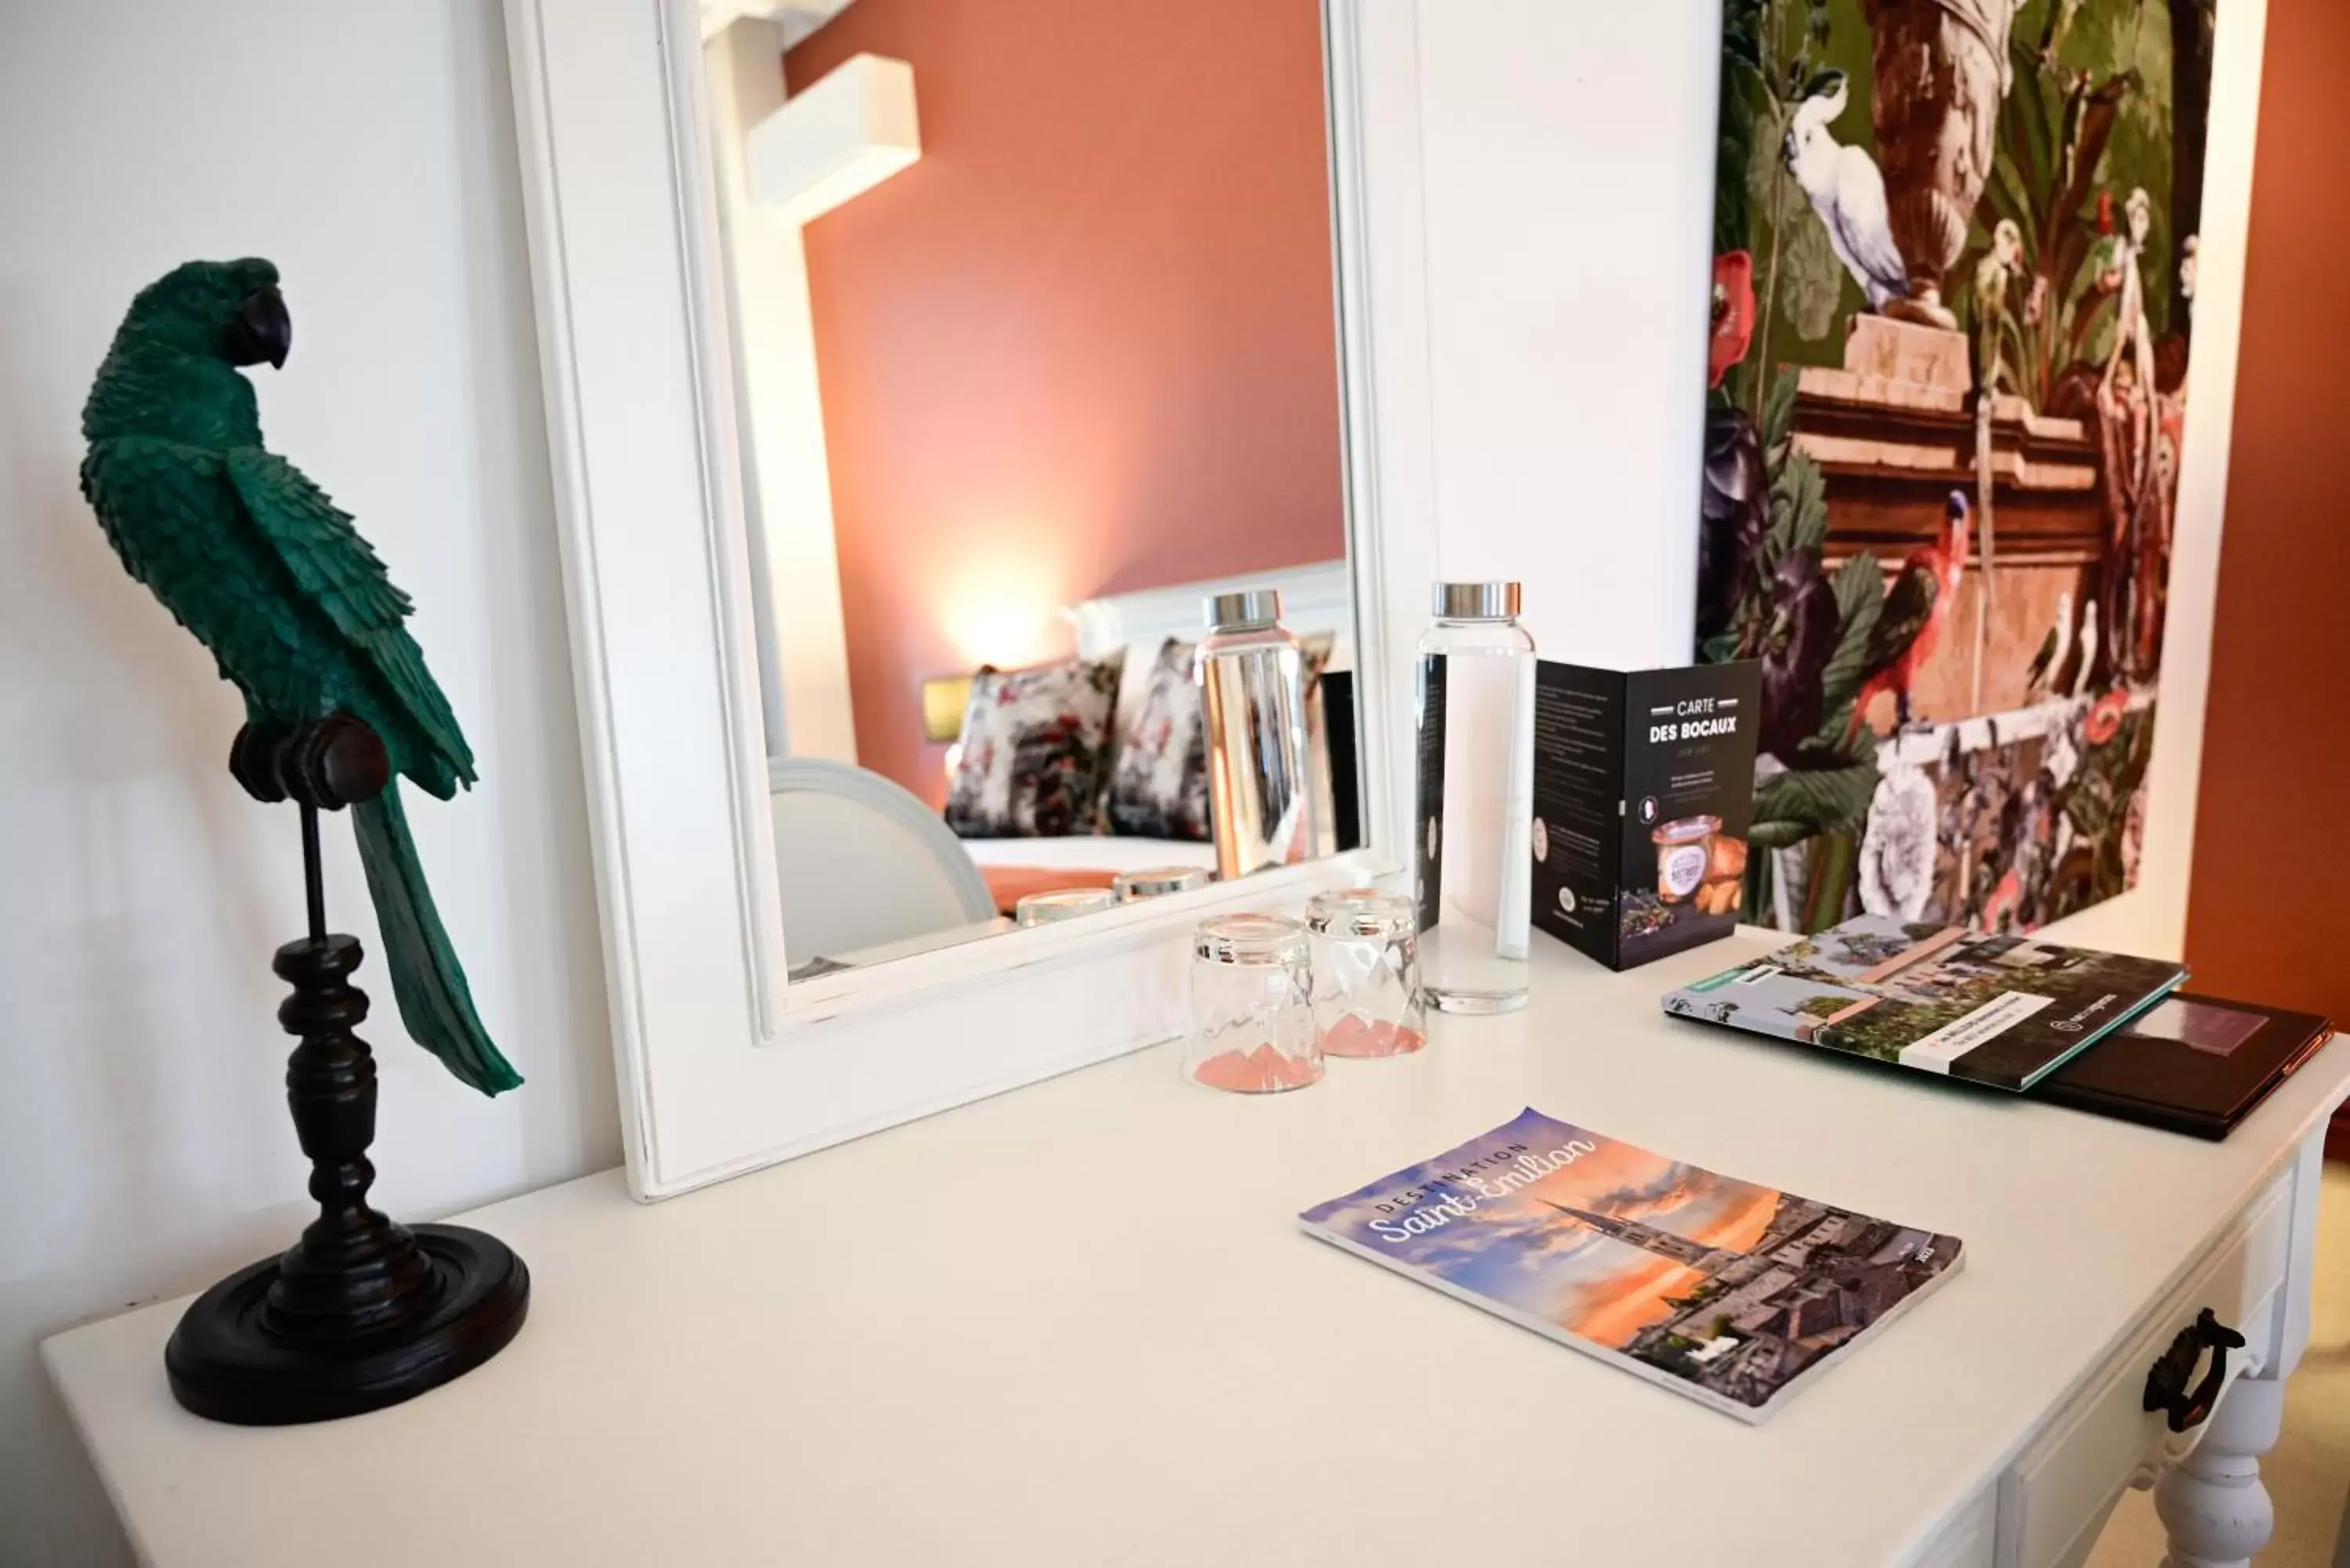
[504,0,1436,1196]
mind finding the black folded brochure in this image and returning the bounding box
[2032,994,2334,1139]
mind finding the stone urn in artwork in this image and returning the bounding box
[1863,0,2017,330]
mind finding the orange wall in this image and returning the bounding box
[2183,0,2350,1022]
[785,0,1343,804]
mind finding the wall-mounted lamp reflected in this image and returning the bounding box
[747,52,921,226]
[921,672,974,744]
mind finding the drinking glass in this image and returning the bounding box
[1180,913,1321,1093]
[1305,888,1426,1058]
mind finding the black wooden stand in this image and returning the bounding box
[164,717,529,1425]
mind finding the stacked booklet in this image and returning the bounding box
[2035,993,2334,1138]
[1659,914,2186,1090]
[1300,1108,1962,1422]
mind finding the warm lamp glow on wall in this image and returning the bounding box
[920,673,974,744]
[943,587,1063,672]
[747,52,921,226]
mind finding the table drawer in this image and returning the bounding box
[2000,1169,2294,1568]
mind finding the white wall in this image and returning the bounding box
[1401,0,2262,962]
[1414,0,1717,670]
[705,18,860,763]
[0,5,619,1561]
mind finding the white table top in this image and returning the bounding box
[48,931,2350,1568]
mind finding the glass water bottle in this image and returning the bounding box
[1412,582,1535,1013]
[1195,590,1315,881]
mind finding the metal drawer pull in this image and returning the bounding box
[2142,1309,2247,1433]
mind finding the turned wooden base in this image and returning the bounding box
[166,1223,528,1425]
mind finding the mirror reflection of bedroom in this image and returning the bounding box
[699,0,1358,977]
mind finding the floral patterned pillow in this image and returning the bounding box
[944,653,1123,838]
[1104,633,1336,842]
[1105,639,1211,840]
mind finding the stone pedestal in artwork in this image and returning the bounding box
[1790,315,2107,727]
[1839,316,1971,395]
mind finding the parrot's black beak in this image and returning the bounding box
[222,284,291,370]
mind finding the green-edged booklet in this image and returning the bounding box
[1661,915,2186,1090]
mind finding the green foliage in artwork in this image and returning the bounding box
[2063,0,2175,124]
[1750,757,1878,851]
[1761,363,1801,460]
[1715,0,1770,258]
[1751,364,1823,598]
[2048,0,2179,331]
[1814,551,1885,733]
[1719,356,1882,912]
[1770,448,1828,560]
[1975,54,2124,404]
[1777,211,1846,342]
[1961,0,2186,406]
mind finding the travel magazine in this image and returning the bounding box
[1299,1108,1962,1422]
[1660,914,2186,1090]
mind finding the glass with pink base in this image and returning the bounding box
[1304,888,1427,1058]
[1181,914,1322,1093]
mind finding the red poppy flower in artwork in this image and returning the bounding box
[2084,690,2128,746]
[1709,251,1756,388]
[2096,190,2116,236]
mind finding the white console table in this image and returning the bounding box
[46,932,2348,1567]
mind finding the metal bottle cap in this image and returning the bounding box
[1432,581,1522,620]
[1205,589,1283,632]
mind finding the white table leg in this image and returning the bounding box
[2153,1369,2285,1568]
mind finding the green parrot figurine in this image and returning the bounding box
[80,257,521,1096]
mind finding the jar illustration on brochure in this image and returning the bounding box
[1650,816,1719,904]
[1412,583,1535,1013]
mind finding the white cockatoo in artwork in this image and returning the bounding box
[2071,598,2101,698]
[1784,71,1911,313]
[2026,588,2073,700]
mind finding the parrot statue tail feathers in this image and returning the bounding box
[353,785,522,1096]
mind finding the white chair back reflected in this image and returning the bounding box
[768,758,996,970]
